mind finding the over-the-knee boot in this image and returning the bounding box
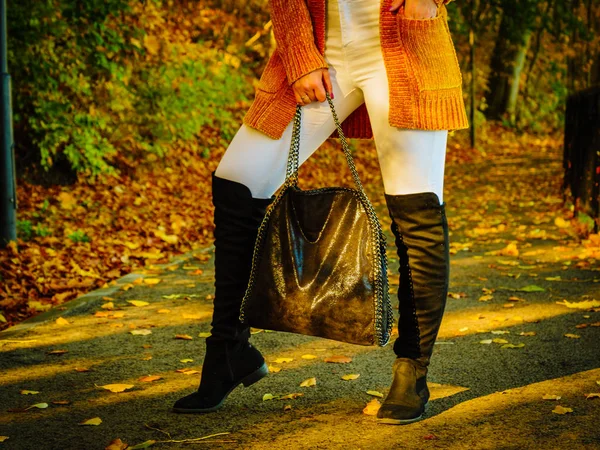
[172,173,273,413]
[377,192,449,424]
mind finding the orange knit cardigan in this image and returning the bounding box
[242,0,469,140]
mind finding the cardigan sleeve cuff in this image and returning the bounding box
[280,43,329,86]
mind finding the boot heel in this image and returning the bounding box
[242,362,269,387]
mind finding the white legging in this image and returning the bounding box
[215,0,448,202]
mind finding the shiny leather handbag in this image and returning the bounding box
[239,94,392,346]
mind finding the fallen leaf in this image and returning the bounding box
[300,377,317,387]
[273,357,293,364]
[564,333,581,339]
[47,349,68,355]
[491,330,510,335]
[280,393,304,400]
[175,334,193,340]
[283,404,293,411]
[180,359,194,363]
[105,438,129,450]
[262,393,275,401]
[492,338,509,344]
[556,299,600,309]
[127,300,149,307]
[51,400,71,405]
[55,317,69,326]
[501,343,525,349]
[19,390,40,395]
[0,436,8,442]
[367,390,384,398]
[543,394,561,400]
[175,368,199,375]
[478,294,493,302]
[341,374,361,381]
[98,384,134,393]
[101,302,115,310]
[24,403,48,410]
[139,375,162,382]
[79,417,102,426]
[552,405,573,415]
[198,332,211,338]
[268,365,282,373]
[575,323,589,329]
[143,278,161,285]
[519,331,536,336]
[157,309,171,314]
[503,304,515,308]
[508,296,526,302]
[301,354,317,359]
[182,313,204,320]
[324,355,352,364]
[585,393,600,399]
[518,285,545,292]
[479,339,493,345]
[130,330,152,336]
[363,398,381,416]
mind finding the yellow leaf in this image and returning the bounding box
[491,330,510,335]
[283,404,293,411]
[127,300,149,307]
[0,437,8,442]
[479,339,493,344]
[139,375,162,382]
[55,317,69,326]
[101,302,114,310]
[130,330,152,336]
[143,278,161,285]
[274,357,293,364]
[19,390,40,395]
[363,399,381,416]
[503,304,515,308]
[280,393,304,400]
[519,331,536,336]
[268,365,282,373]
[585,393,600,399]
[175,334,193,340]
[564,333,581,339]
[180,359,194,363]
[58,192,77,210]
[324,355,352,364]
[25,403,48,410]
[47,349,68,355]
[341,374,360,381]
[492,338,509,344]
[157,309,171,314]
[554,217,570,228]
[301,354,317,359]
[478,294,493,302]
[300,377,317,387]
[556,299,600,309]
[552,405,573,415]
[175,368,199,375]
[367,390,384,398]
[262,393,275,401]
[143,35,160,54]
[501,343,525,349]
[79,417,102,426]
[198,332,211,338]
[0,313,6,323]
[99,384,134,393]
[106,438,129,450]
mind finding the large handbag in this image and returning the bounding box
[239,94,393,346]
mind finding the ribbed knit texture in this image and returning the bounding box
[243,0,468,140]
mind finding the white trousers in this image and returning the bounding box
[216,0,448,202]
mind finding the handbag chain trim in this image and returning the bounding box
[239,93,393,346]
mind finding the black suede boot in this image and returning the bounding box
[377,192,449,424]
[172,173,273,413]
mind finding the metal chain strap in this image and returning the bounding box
[240,93,393,346]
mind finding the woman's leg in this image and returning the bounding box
[173,60,365,414]
[355,29,450,424]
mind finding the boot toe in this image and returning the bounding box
[172,391,224,414]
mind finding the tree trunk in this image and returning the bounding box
[484,0,534,122]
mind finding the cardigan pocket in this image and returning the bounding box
[397,6,462,92]
[257,48,288,93]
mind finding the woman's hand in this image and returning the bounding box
[389,0,439,19]
[292,68,334,106]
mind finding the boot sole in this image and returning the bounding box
[171,362,269,414]
[376,402,429,425]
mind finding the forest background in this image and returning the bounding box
[0,0,598,329]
